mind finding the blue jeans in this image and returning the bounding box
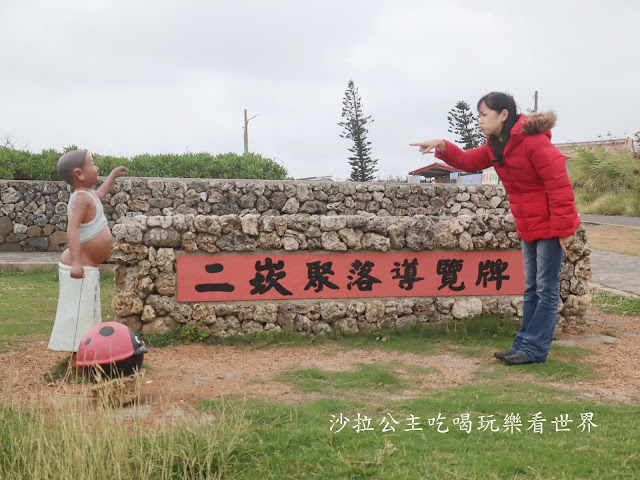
[510,238,564,362]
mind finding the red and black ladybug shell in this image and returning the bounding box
[77,322,148,367]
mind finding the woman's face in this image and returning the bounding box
[478,102,508,137]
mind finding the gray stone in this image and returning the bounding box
[25,237,49,251]
[155,272,176,295]
[1,187,22,203]
[192,304,217,324]
[435,297,455,314]
[241,214,260,236]
[117,315,143,332]
[49,230,67,245]
[459,232,473,250]
[451,298,483,319]
[193,215,221,235]
[335,318,359,334]
[141,305,157,323]
[277,304,296,330]
[129,199,151,211]
[254,304,279,324]
[170,303,193,323]
[281,197,300,214]
[365,300,385,323]
[0,243,22,252]
[406,217,435,250]
[338,228,363,250]
[0,216,14,236]
[146,294,176,316]
[194,233,219,253]
[26,225,42,237]
[320,302,347,322]
[143,316,178,335]
[238,193,257,209]
[321,216,347,231]
[361,233,390,252]
[110,191,130,206]
[112,293,144,317]
[296,184,315,202]
[274,217,287,236]
[149,197,173,208]
[112,224,144,243]
[296,315,313,334]
[270,191,287,210]
[216,231,257,251]
[258,231,282,250]
[281,235,300,251]
[300,200,326,214]
[312,321,331,335]
[13,223,27,234]
[218,215,242,233]
[242,320,263,335]
[321,231,347,251]
[143,228,181,248]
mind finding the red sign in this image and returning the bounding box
[176,251,524,303]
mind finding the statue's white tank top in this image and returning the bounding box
[67,190,109,243]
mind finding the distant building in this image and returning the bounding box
[408,162,464,184]
[296,176,334,181]
[481,167,499,184]
[555,137,636,159]
[408,162,498,184]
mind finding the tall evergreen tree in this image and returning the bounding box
[447,100,485,150]
[339,80,378,182]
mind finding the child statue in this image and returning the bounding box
[48,149,128,366]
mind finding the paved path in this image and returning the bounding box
[588,249,640,296]
[0,251,114,273]
[580,214,640,228]
[579,214,640,296]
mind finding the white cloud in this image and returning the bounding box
[1,0,638,180]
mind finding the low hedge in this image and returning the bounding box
[0,146,289,181]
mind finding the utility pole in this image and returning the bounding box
[243,109,261,154]
[533,90,539,113]
[244,109,248,154]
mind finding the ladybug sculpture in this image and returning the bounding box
[77,322,148,378]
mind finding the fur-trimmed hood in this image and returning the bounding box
[519,111,557,136]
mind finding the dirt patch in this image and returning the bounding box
[1,306,639,412]
[554,309,640,403]
[582,223,640,256]
[0,342,482,407]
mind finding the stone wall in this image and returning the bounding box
[0,181,70,252]
[0,178,592,333]
[109,212,591,336]
[0,179,510,252]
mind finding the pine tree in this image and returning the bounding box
[339,80,378,182]
[447,100,485,150]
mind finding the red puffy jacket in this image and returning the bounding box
[435,111,580,242]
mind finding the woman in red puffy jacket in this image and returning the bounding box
[411,92,580,365]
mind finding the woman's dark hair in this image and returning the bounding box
[477,92,520,165]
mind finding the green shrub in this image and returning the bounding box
[0,147,289,181]
[569,147,640,193]
[569,147,640,216]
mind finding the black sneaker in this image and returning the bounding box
[503,352,535,365]
[493,350,513,361]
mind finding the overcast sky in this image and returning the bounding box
[1,0,638,180]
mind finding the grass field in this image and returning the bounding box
[1,269,639,479]
[0,269,116,352]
